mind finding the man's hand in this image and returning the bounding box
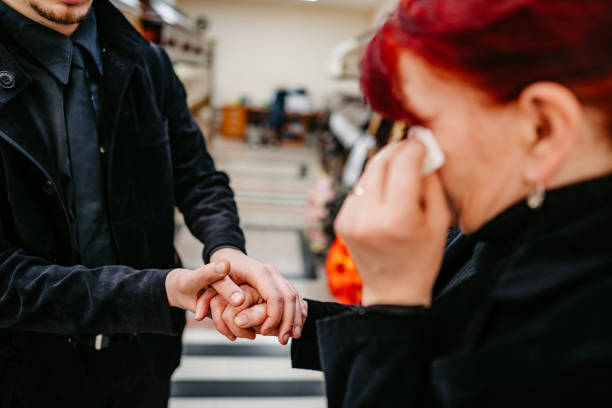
[208,248,307,345]
[165,261,245,318]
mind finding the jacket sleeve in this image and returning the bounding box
[155,46,246,263]
[314,305,432,408]
[291,300,356,371]
[0,223,178,335]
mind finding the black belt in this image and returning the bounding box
[10,332,136,351]
[67,334,136,350]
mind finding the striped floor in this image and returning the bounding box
[170,330,326,407]
[170,137,332,407]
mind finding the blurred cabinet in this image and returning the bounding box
[221,106,247,138]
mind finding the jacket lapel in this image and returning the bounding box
[0,0,149,189]
[95,0,149,156]
[0,42,61,187]
[100,46,138,154]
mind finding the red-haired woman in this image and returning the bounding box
[234,0,612,405]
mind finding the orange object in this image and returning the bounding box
[221,105,247,138]
[325,237,362,305]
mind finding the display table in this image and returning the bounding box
[247,107,326,145]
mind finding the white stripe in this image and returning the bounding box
[169,397,326,408]
[182,329,285,346]
[172,356,323,381]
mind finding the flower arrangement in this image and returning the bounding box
[304,175,336,255]
[325,236,362,305]
[304,175,362,304]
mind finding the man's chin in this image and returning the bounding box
[29,0,91,25]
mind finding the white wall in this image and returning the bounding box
[179,0,373,109]
[371,0,398,27]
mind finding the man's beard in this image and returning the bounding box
[28,0,91,25]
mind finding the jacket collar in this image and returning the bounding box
[0,1,104,82]
[93,0,149,61]
[0,0,72,84]
[92,0,151,153]
[469,173,612,243]
[0,0,149,183]
[0,0,147,104]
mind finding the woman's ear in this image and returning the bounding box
[517,82,582,186]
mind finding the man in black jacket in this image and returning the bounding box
[0,0,303,406]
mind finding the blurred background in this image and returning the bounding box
[112,0,403,406]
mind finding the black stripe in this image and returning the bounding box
[182,344,289,357]
[299,230,317,280]
[171,380,326,398]
[242,225,303,233]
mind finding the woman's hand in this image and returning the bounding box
[205,248,308,344]
[334,139,451,307]
[199,285,308,344]
[232,297,309,339]
[198,284,263,341]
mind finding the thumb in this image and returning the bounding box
[234,303,268,329]
[195,261,230,288]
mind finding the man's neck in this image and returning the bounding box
[2,0,79,36]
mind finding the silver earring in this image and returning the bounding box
[527,182,546,210]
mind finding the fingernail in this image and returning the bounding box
[216,262,227,274]
[230,292,244,306]
[283,334,290,344]
[293,326,301,337]
[235,315,248,327]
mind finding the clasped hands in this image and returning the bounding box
[165,247,306,345]
[166,139,453,344]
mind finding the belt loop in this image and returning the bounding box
[94,334,110,351]
[95,334,103,351]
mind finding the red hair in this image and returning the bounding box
[361,0,612,122]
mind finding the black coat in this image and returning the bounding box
[0,0,245,380]
[292,175,612,407]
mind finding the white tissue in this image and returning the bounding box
[407,126,446,176]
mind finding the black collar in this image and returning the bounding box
[0,2,103,83]
[72,9,104,76]
[0,0,149,104]
[469,173,612,243]
[92,0,149,60]
[0,0,72,84]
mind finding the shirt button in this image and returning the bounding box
[42,180,55,195]
[99,146,106,154]
[0,71,15,89]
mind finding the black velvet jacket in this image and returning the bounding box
[293,174,612,407]
[0,0,245,381]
